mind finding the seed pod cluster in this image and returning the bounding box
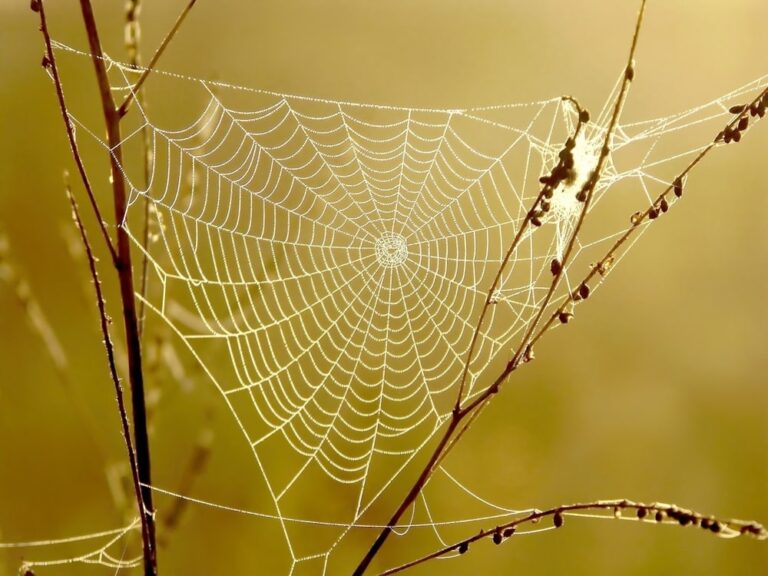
[719,94,768,144]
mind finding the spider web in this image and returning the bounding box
[17,39,766,574]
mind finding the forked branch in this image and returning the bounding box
[34,0,199,573]
[352,3,648,574]
[64,177,151,566]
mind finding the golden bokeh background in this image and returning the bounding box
[1,1,766,574]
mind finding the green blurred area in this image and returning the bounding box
[1,1,766,575]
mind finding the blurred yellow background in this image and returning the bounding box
[1,1,766,575]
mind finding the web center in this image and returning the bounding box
[375,232,408,268]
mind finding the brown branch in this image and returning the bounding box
[117,0,198,118]
[35,1,157,572]
[453,96,588,409]
[75,0,159,571]
[64,177,152,570]
[352,5,647,574]
[380,499,768,575]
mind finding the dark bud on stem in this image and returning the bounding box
[655,510,664,523]
[503,527,516,538]
[458,541,469,554]
[729,104,746,114]
[673,176,684,198]
[554,511,564,528]
[738,116,749,132]
[660,198,669,213]
[637,507,648,519]
[648,207,659,220]
[493,531,503,545]
[579,109,590,124]
[558,311,573,324]
[709,521,722,534]
[551,258,562,275]
[578,283,590,300]
[626,64,635,81]
[531,216,542,227]
[30,0,40,12]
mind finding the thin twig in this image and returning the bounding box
[36,2,158,570]
[453,96,587,409]
[34,0,117,265]
[64,177,152,570]
[124,0,154,338]
[117,0,198,118]
[380,499,767,575]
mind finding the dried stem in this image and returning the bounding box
[528,85,768,348]
[352,3,647,573]
[117,0,198,118]
[64,178,152,569]
[75,0,159,571]
[125,0,154,338]
[35,0,116,265]
[36,0,201,571]
[381,499,768,575]
[453,96,588,409]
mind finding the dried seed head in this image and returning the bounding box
[673,176,684,198]
[738,116,749,131]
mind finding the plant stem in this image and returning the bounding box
[35,1,156,573]
[65,181,152,570]
[77,0,157,572]
[352,3,646,573]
